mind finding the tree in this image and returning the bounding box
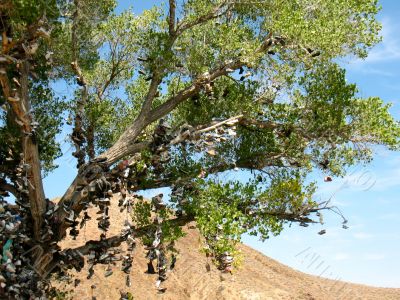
[0,0,398,298]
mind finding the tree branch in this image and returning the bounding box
[20,60,47,241]
[148,61,242,124]
[0,58,47,240]
[54,142,148,239]
[196,114,242,135]
[168,0,176,36]
[100,14,274,165]
[70,0,88,168]
[0,181,18,198]
[56,25,275,243]
[0,72,30,127]
[176,1,231,35]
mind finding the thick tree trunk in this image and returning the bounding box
[20,61,46,241]
[0,59,46,241]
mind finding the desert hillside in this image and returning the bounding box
[53,198,400,300]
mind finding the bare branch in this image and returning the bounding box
[148,61,243,124]
[176,1,230,35]
[196,114,242,135]
[139,72,163,118]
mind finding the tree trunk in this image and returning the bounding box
[20,60,46,241]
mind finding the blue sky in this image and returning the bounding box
[43,0,400,288]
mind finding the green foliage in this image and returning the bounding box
[30,82,66,175]
[131,200,152,228]
[2,0,399,276]
[84,97,134,153]
[0,75,65,175]
[9,0,58,30]
[131,199,185,246]
[160,212,186,244]
[186,174,316,257]
[189,180,250,256]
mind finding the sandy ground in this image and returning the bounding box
[52,198,400,300]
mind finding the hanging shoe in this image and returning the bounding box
[126,275,131,287]
[65,211,75,223]
[146,261,156,274]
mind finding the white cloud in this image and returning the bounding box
[348,17,400,78]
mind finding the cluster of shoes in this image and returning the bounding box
[151,119,173,153]
[121,253,133,287]
[74,159,115,235]
[202,123,237,157]
[96,204,110,232]
[150,117,238,159]
[13,159,32,198]
[80,162,138,295]
[62,249,85,272]
[88,176,112,195]
[79,211,91,229]
[86,250,95,279]
[149,119,173,173]
[118,195,135,213]
[145,247,168,294]
[86,247,121,280]
[121,221,136,251]
[151,194,166,211]
[0,199,47,299]
[120,219,136,288]
[218,252,234,274]
[41,204,56,243]
[149,117,238,174]
[64,204,80,240]
[71,123,86,168]
[170,185,187,217]
[154,250,168,292]
[84,218,136,283]
[144,195,170,293]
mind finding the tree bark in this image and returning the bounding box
[20,60,47,241]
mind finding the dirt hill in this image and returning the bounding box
[54,198,400,300]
